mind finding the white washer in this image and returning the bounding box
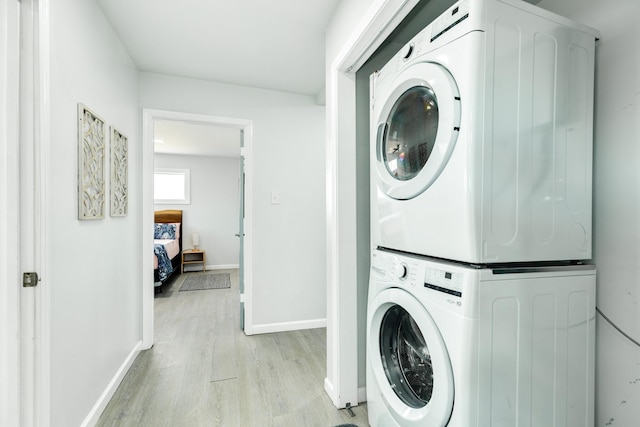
[366,248,596,427]
[370,0,599,264]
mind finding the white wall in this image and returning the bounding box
[49,0,140,425]
[537,0,640,424]
[154,153,240,269]
[140,73,327,330]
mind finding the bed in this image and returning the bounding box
[154,209,183,289]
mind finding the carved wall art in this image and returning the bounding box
[78,104,105,220]
[110,127,128,217]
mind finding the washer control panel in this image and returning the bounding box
[424,267,463,297]
[372,249,466,297]
[430,0,470,42]
[390,257,423,287]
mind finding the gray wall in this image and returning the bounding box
[140,72,327,331]
[154,153,240,269]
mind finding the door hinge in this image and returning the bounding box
[23,272,39,287]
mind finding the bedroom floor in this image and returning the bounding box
[96,269,369,427]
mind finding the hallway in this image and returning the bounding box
[97,270,369,426]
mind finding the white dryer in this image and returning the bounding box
[370,0,600,264]
[366,248,596,427]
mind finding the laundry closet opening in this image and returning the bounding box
[352,0,462,401]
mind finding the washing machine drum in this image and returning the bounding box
[369,288,454,425]
[374,62,461,200]
[379,305,434,407]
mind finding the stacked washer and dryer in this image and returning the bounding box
[366,0,600,426]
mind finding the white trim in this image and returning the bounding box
[205,264,239,271]
[181,263,239,273]
[142,109,254,349]
[36,0,52,424]
[142,111,155,349]
[340,0,419,74]
[325,0,419,409]
[249,318,327,335]
[79,342,142,427]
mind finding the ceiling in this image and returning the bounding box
[153,120,242,158]
[96,0,340,97]
[97,0,340,157]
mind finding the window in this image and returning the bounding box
[154,168,190,204]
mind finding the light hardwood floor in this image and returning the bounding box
[97,269,369,427]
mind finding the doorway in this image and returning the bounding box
[142,109,254,349]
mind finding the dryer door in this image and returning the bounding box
[369,287,454,426]
[374,62,461,200]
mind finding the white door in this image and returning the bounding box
[0,0,22,424]
[373,62,461,200]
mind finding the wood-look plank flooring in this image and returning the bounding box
[97,269,369,427]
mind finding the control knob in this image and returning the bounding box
[394,263,408,280]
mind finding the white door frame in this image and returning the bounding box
[142,109,254,348]
[1,0,51,425]
[325,0,418,409]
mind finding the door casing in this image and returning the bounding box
[142,109,255,348]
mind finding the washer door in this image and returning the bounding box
[374,62,460,200]
[369,287,454,426]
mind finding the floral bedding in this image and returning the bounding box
[153,222,181,284]
[154,242,173,282]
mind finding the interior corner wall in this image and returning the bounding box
[49,1,140,426]
[538,0,640,424]
[154,153,240,268]
[140,73,327,329]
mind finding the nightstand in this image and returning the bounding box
[182,249,206,273]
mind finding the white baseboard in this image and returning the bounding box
[206,264,239,271]
[80,341,142,427]
[248,318,326,335]
[324,378,367,408]
[182,264,238,273]
[324,377,338,406]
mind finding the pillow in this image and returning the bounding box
[170,222,181,240]
[154,223,177,240]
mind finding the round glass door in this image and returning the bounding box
[379,305,434,408]
[374,62,461,200]
[383,87,439,182]
[368,287,454,426]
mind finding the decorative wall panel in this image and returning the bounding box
[78,104,105,220]
[110,127,128,217]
